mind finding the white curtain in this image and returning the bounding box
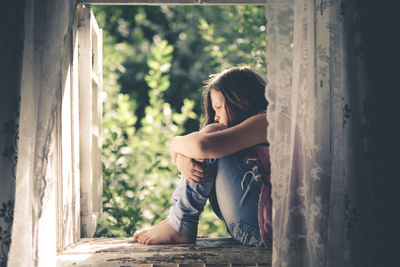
[7,0,77,266]
[265,0,373,266]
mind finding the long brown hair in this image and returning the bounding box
[201,66,268,129]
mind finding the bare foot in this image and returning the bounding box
[133,219,169,241]
[133,219,195,245]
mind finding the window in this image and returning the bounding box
[57,1,271,266]
[77,5,103,239]
[57,5,103,251]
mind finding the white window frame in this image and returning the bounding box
[57,4,103,252]
[78,5,103,239]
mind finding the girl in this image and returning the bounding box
[133,66,272,247]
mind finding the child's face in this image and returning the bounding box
[210,89,228,126]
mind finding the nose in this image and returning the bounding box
[214,113,220,123]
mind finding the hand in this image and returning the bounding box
[175,153,215,184]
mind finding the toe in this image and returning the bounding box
[137,234,144,243]
[140,233,149,244]
[141,235,150,245]
[134,229,145,240]
[133,232,139,240]
[145,236,155,245]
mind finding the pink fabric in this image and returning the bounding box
[253,145,272,247]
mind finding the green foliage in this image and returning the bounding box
[94,5,267,238]
[96,38,227,237]
[93,5,266,133]
[198,6,267,74]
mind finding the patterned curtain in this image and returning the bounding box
[0,93,20,267]
[265,0,374,266]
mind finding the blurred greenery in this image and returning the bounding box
[93,5,267,238]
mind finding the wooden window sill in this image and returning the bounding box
[57,237,271,266]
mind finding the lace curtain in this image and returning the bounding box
[265,0,373,266]
[6,0,77,266]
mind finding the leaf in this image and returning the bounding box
[147,59,160,70]
[111,132,118,141]
[163,45,174,55]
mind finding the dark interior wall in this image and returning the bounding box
[360,1,399,266]
[0,1,25,265]
[0,1,25,98]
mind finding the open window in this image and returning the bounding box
[58,5,103,251]
[77,6,103,239]
[57,1,271,266]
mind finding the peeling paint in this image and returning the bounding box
[57,237,271,266]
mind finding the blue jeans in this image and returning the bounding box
[168,148,264,246]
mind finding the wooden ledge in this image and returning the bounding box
[57,237,271,266]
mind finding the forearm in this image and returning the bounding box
[171,113,268,159]
[200,123,227,133]
[171,133,206,159]
[170,123,226,160]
